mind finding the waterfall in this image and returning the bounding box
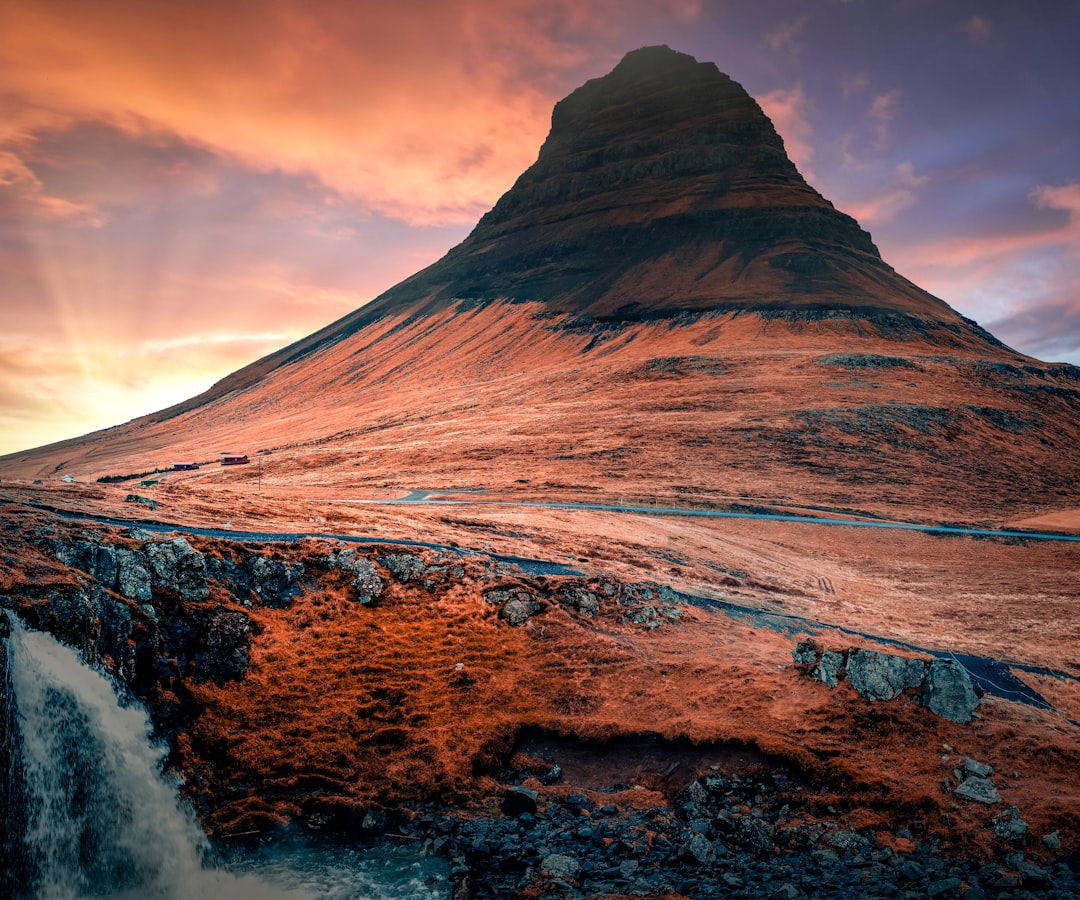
[1,613,448,900]
[4,613,213,898]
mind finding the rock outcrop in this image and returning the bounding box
[793,641,981,723]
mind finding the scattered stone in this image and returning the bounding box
[953,776,1001,805]
[923,658,979,723]
[1042,831,1062,850]
[678,832,714,866]
[541,853,580,880]
[926,875,962,897]
[1015,856,1049,885]
[124,494,157,510]
[993,806,1030,846]
[735,815,775,857]
[501,785,538,816]
[963,757,993,777]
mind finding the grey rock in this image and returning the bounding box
[116,549,152,601]
[923,658,979,723]
[1015,857,1048,885]
[501,785,538,816]
[677,832,713,865]
[124,494,157,510]
[954,776,1001,805]
[735,815,775,857]
[147,537,209,601]
[500,598,531,626]
[631,605,658,626]
[91,544,118,588]
[815,650,846,687]
[846,649,926,701]
[992,806,1029,846]
[792,639,819,667]
[1042,830,1062,850]
[926,876,961,897]
[383,553,425,582]
[565,587,600,617]
[964,757,993,777]
[326,549,384,604]
[541,853,580,880]
[248,555,304,607]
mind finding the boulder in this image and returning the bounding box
[815,650,845,687]
[792,640,819,667]
[845,649,926,701]
[499,598,531,626]
[923,658,979,723]
[124,494,157,510]
[564,587,600,617]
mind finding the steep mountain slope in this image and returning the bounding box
[1,46,1078,525]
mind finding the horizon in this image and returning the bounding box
[2,1,1079,456]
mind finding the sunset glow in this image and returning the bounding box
[2,0,1078,455]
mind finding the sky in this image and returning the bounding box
[2,0,1079,455]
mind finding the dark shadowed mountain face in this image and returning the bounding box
[368,45,959,323]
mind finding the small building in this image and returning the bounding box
[172,462,199,471]
[220,454,249,466]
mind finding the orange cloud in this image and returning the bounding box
[1,0,698,227]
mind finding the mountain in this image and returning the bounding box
[372,45,953,323]
[2,45,1078,525]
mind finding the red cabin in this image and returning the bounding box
[220,454,249,466]
[172,462,199,471]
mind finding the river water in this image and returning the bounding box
[2,615,448,899]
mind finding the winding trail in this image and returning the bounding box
[328,493,1080,543]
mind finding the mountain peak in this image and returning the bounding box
[367,46,958,325]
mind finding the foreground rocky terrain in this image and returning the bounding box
[2,495,1078,898]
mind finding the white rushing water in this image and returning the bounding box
[4,615,447,899]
